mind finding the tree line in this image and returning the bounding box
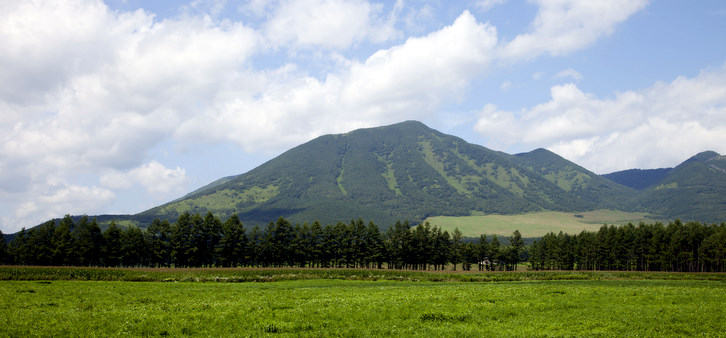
[530,220,726,272]
[1,212,724,272]
[1,212,523,270]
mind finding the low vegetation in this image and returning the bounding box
[1,274,724,336]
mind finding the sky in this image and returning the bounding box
[1,0,726,233]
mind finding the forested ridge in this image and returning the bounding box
[2,212,725,272]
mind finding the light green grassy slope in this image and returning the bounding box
[425,209,656,237]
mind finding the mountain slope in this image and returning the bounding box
[138,121,635,227]
[634,151,726,222]
[603,168,673,190]
[513,148,636,211]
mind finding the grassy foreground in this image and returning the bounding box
[2,267,726,336]
[2,278,725,336]
[426,209,655,237]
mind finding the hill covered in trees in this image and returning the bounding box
[137,121,637,227]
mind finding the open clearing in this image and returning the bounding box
[1,267,725,336]
[425,209,655,237]
[2,279,724,336]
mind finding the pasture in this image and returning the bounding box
[1,267,724,336]
[425,209,655,237]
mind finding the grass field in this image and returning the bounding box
[2,278,724,336]
[1,267,725,336]
[425,209,656,237]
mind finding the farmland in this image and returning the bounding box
[426,209,655,237]
[1,267,725,336]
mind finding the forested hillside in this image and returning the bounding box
[138,121,639,227]
[603,168,672,190]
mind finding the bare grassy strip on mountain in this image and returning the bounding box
[2,279,724,336]
[426,209,654,237]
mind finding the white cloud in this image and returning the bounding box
[341,11,497,118]
[176,10,499,151]
[0,0,660,232]
[555,68,582,81]
[263,0,399,49]
[476,0,508,12]
[0,0,258,231]
[499,0,649,60]
[101,161,188,195]
[475,65,726,173]
[2,182,115,232]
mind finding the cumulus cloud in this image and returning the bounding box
[499,0,649,59]
[0,0,258,231]
[263,0,399,49]
[476,0,508,12]
[2,182,115,232]
[0,0,654,232]
[101,161,188,195]
[475,65,726,173]
[176,10,499,150]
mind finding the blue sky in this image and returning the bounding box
[1,0,726,233]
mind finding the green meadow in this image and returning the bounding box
[426,209,655,237]
[1,268,725,336]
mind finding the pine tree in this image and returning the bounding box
[146,218,171,267]
[103,221,123,267]
[220,214,246,267]
[451,228,463,271]
[509,230,524,271]
[0,229,7,264]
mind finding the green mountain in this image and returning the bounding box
[137,121,637,227]
[15,121,726,234]
[602,168,673,190]
[632,151,726,222]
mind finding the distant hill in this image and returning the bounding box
[603,168,673,190]
[633,151,726,222]
[137,121,637,227]
[18,122,726,232]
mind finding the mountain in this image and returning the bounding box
[603,168,673,190]
[137,121,637,227]
[632,151,726,222]
[18,121,726,234]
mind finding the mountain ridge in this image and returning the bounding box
[14,121,726,233]
[138,121,641,226]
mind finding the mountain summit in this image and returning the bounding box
[139,121,636,226]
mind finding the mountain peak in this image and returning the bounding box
[686,150,720,163]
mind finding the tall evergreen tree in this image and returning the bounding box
[145,218,171,267]
[9,228,28,265]
[73,216,103,266]
[509,230,524,271]
[52,217,74,266]
[0,229,6,264]
[220,214,247,267]
[103,221,123,267]
[450,228,463,271]
[122,226,146,267]
[171,212,195,267]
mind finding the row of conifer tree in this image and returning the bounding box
[1,212,724,272]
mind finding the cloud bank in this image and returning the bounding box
[475,65,726,173]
